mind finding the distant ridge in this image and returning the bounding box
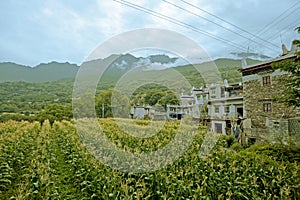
[0,54,261,83]
[0,61,78,82]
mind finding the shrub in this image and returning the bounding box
[230,142,242,151]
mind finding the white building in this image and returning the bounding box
[167,86,209,120]
[167,80,243,134]
[207,82,243,134]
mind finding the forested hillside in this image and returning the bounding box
[0,57,261,120]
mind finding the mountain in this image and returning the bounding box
[0,62,78,82]
[0,54,261,86]
[0,54,178,83]
[109,57,262,95]
[172,58,261,87]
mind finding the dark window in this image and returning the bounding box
[215,123,223,133]
[262,76,271,85]
[210,89,216,98]
[225,106,230,113]
[221,87,225,98]
[215,106,220,113]
[263,103,272,112]
[237,107,243,117]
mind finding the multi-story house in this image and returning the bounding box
[207,82,243,134]
[167,81,244,134]
[241,41,299,130]
[167,86,209,120]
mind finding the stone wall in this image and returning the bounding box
[288,118,300,136]
[243,72,298,128]
[269,119,289,143]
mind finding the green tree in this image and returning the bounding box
[144,90,165,106]
[37,103,72,125]
[158,90,179,109]
[95,89,129,118]
[272,27,300,107]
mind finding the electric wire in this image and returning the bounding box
[179,0,279,48]
[162,0,277,52]
[252,1,300,39]
[113,0,249,52]
[266,18,300,43]
[241,1,300,53]
[250,9,300,51]
[256,8,299,42]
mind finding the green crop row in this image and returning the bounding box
[0,119,299,199]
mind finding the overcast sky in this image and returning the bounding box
[0,0,299,66]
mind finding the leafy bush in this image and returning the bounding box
[244,143,300,163]
[217,134,236,148]
[230,142,242,151]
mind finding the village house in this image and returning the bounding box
[167,86,209,120]
[134,41,299,140]
[241,40,299,139]
[167,81,244,135]
[207,81,243,134]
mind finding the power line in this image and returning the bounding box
[250,9,300,51]
[258,8,299,41]
[266,18,300,43]
[113,0,249,52]
[252,1,300,38]
[178,0,278,48]
[162,0,277,52]
[242,1,300,52]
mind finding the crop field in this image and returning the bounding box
[0,119,299,199]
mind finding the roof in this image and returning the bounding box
[241,40,299,75]
[241,53,296,74]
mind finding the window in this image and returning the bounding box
[215,106,220,113]
[210,89,216,98]
[262,76,271,86]
[214,123,223,134]
[263,103,272,112]
[221,87,225,98]
[225,106,230,113]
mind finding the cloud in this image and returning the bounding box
[95,0,128,37]
[0,0,299,66]
[41,8,53,16]
[230,52,272,60]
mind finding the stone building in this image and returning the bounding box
[241,41,299,130]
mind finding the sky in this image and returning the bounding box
[0,0,299,66]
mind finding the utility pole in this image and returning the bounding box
[102,103,104,118]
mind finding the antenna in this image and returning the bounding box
[242,46,249,69]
